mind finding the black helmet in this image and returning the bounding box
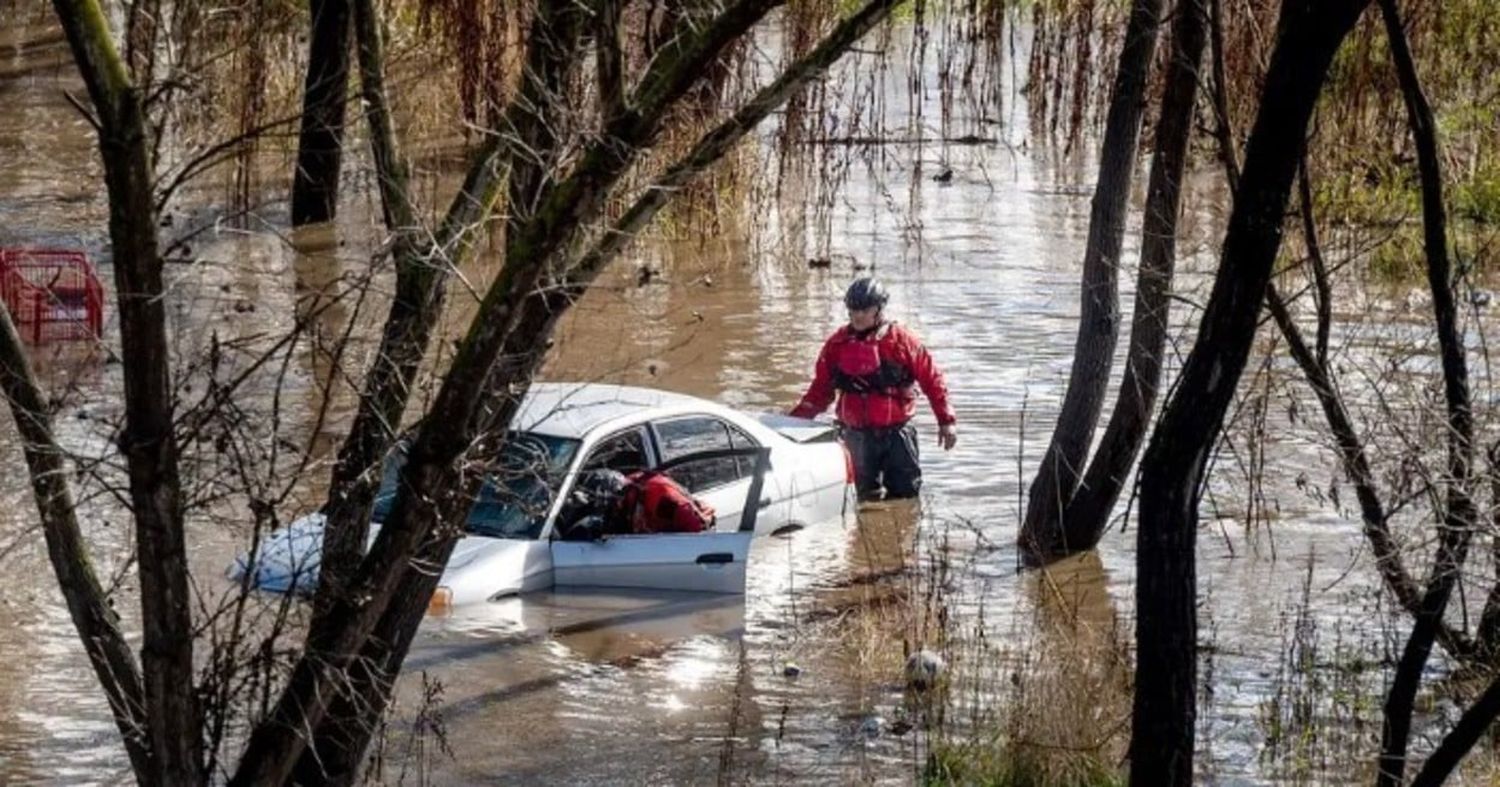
[574,469,629,506]
[844,277,889,311]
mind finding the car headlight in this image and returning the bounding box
[427,586,454,616]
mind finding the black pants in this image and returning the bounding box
[843,423,921,501]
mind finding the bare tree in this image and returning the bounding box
[17,0,912,782]
[1374,0,1477,780]
[1049,0,1212,552]
[1019,0,1164,560]
[48,0,203,781]
[290,0,353,226]
[1130,0,1371,782]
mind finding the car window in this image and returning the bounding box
[726,422,759,478]
[371,431,580,539]
[582,427,650,474]
[653,416,758,493]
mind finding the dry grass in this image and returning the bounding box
[776,502,1130,785]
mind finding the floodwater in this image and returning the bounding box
[0,7,1488,786]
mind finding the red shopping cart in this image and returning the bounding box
[0,249,105,344]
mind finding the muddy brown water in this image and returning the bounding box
[0,12,1484,786]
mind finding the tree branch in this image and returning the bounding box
[232,0,789,779]
[1130,1,1371,782]
[1376,0,1477,781]
[50,0,203,781]
[0,305,152,782]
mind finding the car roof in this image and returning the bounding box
[515,382,722,439]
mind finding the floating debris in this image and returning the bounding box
[782,662,803,678]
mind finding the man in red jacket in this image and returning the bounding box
[790,277,957,500]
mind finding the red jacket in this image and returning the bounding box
[620,471,715,534]
[790,322,956,430]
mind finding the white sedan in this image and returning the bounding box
[234,383,855,606]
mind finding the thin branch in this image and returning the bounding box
[154,111,305,213]
[1377,0,1477,781]
[62,88,102,132]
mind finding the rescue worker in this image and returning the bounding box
[558,468,715,538]
[790,277,957,501]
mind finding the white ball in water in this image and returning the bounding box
[904,649,946,690]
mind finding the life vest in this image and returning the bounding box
[790,320,956,430]
[829,323,917,396]
[618,471,716,534]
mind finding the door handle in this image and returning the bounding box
[696,552,734,565]
[758,497,772,510]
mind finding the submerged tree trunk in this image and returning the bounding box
[291,0,352,226]
[1130,1,1369,783]
[1058,0,1210,549]
[1375,0,1475,782]
[1019,0,1163,562]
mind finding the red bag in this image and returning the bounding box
[619,471,716,534]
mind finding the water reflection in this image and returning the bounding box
[0,9,1472,786]
[1021,552,1130,760]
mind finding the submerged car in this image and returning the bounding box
[233,383,854,605]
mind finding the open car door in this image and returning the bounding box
[551,448,769,594]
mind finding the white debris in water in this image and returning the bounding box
[904,649,946,691]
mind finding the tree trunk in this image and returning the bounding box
[290,0,906,777]
[1409,671,1500,786]
[1058,0,1210,550]
[307,0,489,637]
[1375,0,1476,782]
[1130,1,1369,783]
[290,0,351,226]
[1020,0,1163,562]
[1206,0,1239,189]
[50,0,204,782]
[0,307,152,783]
[1477,443,1500,656]
[1206,3,1479,664]
[231,0,789,780]
[292,0,585,777]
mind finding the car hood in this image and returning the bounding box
[445,534,517,570]
[229,514,537,597]
[229,512,329,595]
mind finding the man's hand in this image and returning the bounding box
[938,423,957,451]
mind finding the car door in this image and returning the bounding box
[549,426,768,594]
[550,531,753,593]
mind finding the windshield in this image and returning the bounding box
[371,432,581,539]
